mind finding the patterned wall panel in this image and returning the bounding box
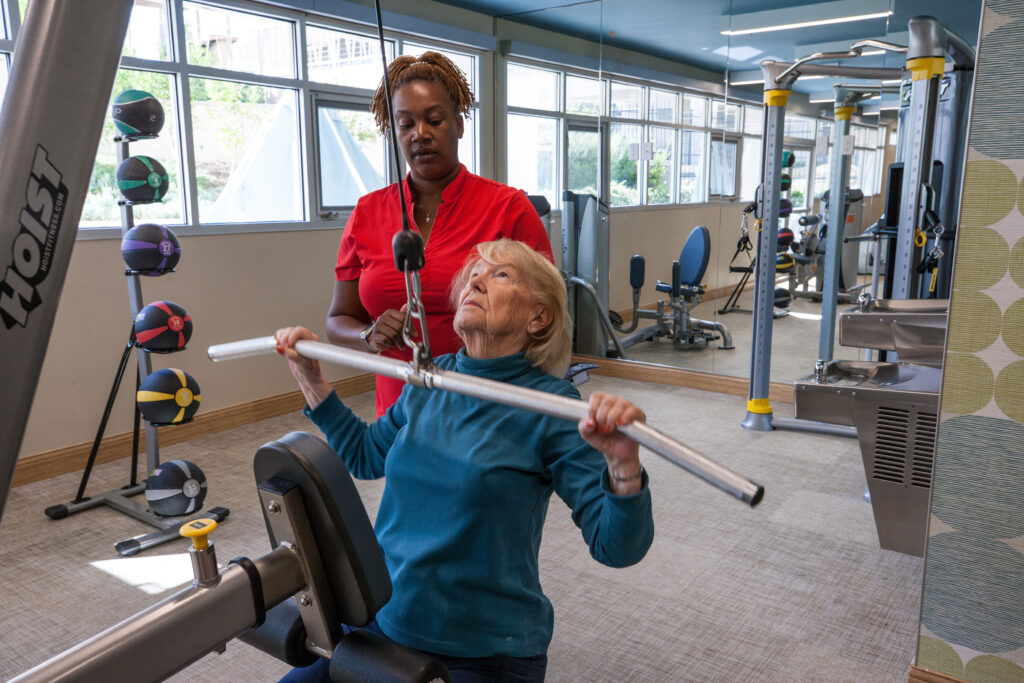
[917,1,1024,679]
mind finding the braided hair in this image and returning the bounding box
[370,51,474,134]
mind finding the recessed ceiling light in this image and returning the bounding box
[729,75,825,86]
[721,11,893,37]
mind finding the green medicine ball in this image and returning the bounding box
[117,155,169,204]
[112,89,165,137]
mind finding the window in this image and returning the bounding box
[0,55,8,113]
[82,69,185,228]
[122,0,171,61]
[609,123,641,206]
[403,42,476,94]
[784,115,815,140]
[788,149,811,210]
[848,125,883,195]
[507,64,559,110]
[505,60,738,208]
[683,95,706,127]
[306,26,394,90]
[317,103,388,208]
[647,127,676,205]
[566,75,603,116]
[183,2,296,79]
[190,78,302,222]
[710,100,741,132]
[743,105,762,136]
[567,126,599,197]
[739,137,760,201]
[610,82,643,119]
[680,130,708,203]
[649,89,677,123]
[1,1,487,233]
[507,114,558,203]
[709,138,737,196]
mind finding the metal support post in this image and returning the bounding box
[818,89,864,362]
[117,139,161,472]
[742,63,794,431]
[892,17,946,298]
[0,0,135,522]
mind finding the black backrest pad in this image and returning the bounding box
[254,431,392,627]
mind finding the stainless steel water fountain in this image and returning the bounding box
[793,300,949,556]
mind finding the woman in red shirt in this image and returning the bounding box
[327,52,552,416]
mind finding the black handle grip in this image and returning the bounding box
[392,231,425,273]
[629,255,645,289]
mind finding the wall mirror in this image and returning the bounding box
[477,0,983,396]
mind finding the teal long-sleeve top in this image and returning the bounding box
[305,349,654,658]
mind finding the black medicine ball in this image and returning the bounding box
[137,368,201,425]
[780,173,792,192]
[112,89,165,137]
[775,287,792,308]
[121,223,180,274]
[778,198,793,218]
[135,301,192,352]
[117,155,169,203]
[145,459,207,517]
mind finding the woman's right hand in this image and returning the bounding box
[363,306,418,353]
[275,326,334,409]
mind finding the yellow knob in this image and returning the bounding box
[180,518,217,550]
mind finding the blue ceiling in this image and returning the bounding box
[436,0,983,98]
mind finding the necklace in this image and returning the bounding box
[417,202,435,225]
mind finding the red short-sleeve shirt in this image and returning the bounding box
[336,166,553,416]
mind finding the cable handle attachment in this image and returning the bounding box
[393,228,425,273]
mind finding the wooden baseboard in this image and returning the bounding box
[574,354,793,405]
[909,665,967,682]
[13,374,376,488]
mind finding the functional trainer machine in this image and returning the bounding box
[742,16,972,437]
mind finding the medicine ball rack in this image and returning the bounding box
[44,109,228,555]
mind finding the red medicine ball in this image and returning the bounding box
[135,301,193,351]
[777,227,795,248]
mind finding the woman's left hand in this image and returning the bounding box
[579,392,645,494]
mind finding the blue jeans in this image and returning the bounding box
[279,621,547,683]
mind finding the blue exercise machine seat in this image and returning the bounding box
[613,225,733,351]
[655,226,710,297]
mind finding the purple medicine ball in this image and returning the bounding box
[121,223,181,275]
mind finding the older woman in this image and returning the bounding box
[277,240,653,682]
[327,52,552,417]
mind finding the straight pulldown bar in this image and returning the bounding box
[207,336,765,507]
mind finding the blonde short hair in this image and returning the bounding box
[450,240,571,378]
